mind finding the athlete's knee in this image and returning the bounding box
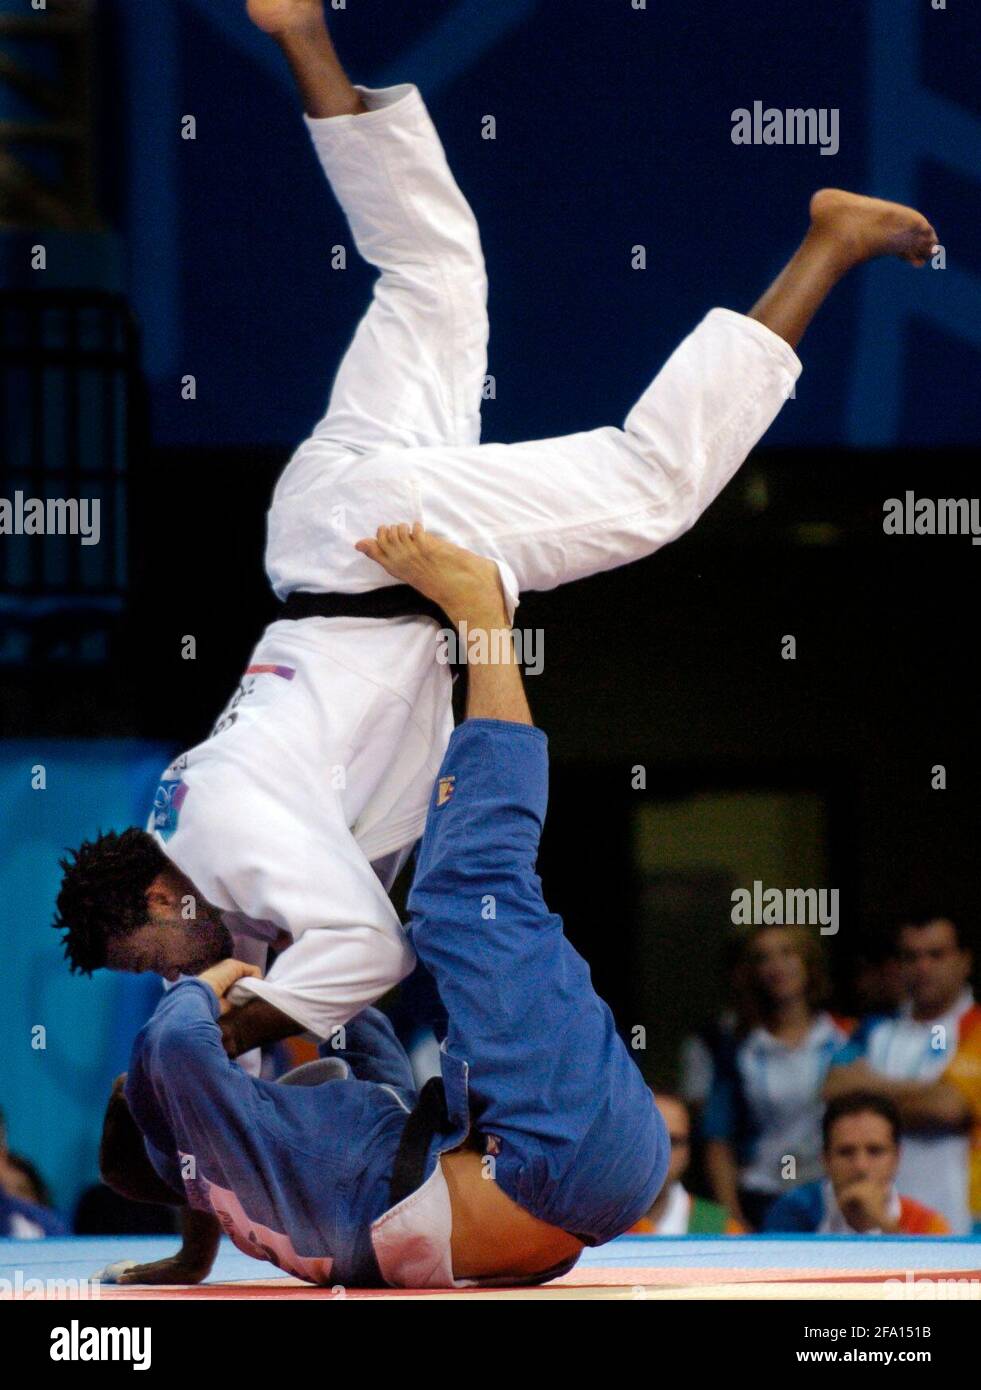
[613,418,705,538]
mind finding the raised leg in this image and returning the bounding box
[340,188,938,602]
[748,188,938,349]
[248,0,489,463]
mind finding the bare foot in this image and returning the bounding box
[355,523,506,627]
[246,0,324,36]
[809,189,938,269]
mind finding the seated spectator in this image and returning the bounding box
[678,940,746,1114]
[942,1012,981,1232]
[0,1112,65,1239]
[1,1153,53,1209]
[844,1010,981,1234]
[764,1093,950,1234]
[702,924,852,1230]
[676,943,754,1201]
[630,1093,744,1233]
[825,911,978,1232]
[848,929,904,1016]
[0,1186,66,1239]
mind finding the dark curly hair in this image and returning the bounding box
[53,828,170,976]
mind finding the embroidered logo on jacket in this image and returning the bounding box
[151,779,188,842]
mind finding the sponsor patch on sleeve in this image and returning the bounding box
[151,778,188,842]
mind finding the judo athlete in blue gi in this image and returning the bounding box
[102,525,669,1289]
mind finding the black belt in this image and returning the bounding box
[389,1076,455,1207]
[279,585,451,629]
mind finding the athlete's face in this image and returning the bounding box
[105,877,233,981]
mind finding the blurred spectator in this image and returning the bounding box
[678,937,747,1110]
[764,1093,949,1234]
[630,1093,744,1234]
[0,1108,66,1239]
[825,912,978,1233]
[676,942,750,1201]
[702,924,852,1231]
[0,1185,66,1239]
[848,931,905,1016]
[940,1012,981,1232]
[2,1153,54,1209]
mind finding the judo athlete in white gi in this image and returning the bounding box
[54,0,939,1065]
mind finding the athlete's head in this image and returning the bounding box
[53,828,232,981]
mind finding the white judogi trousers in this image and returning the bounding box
[154,83,801,1039]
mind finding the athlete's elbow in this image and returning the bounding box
[378,930,416,991]
[144,1015,220,1073]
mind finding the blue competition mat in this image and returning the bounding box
[2,1233,980,1287]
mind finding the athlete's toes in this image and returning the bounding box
[355,537,383,563]
[909,234,935,267]
[913,221,937,259]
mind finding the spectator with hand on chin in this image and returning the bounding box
[763,1093,950,1235]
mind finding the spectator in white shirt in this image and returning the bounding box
[824,912,978,1233]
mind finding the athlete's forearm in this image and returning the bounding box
[174,1206,222,1278]
[462,604,533,727]
[219,996,304,1058]
[103,1207,221,1288]
[100,1079,186,1207]
[140,979,298,1072]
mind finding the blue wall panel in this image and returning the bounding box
[0,741,170,1217]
